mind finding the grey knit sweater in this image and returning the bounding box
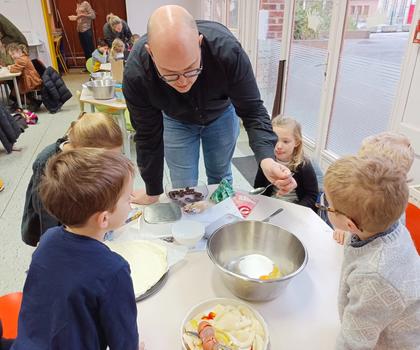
[337,223,420,349]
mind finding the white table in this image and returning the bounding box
[100,63,111,71]
[0,67,22,108]
[79,87,130,156]
[126,192,343,349]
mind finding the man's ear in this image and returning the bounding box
[198,34,203,46]
[145,43,153,58]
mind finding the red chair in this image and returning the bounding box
[0,292,22,338]
[406,202,420,255]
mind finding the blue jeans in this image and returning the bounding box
[163,104,240,188]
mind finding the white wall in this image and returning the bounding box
[125,0,202,36]
[1,0,52,66]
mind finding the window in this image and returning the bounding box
[363,5,369,16]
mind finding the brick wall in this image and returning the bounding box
[260,0,285,39]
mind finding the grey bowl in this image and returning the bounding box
[84,79,115,100]
[207,220,308,301]
[90,71,112,80]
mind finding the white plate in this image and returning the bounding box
[181,297,269,350]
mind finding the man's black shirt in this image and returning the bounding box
[123,20,277,195]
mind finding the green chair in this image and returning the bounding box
[124,109,135,132]
[85,57,94,73]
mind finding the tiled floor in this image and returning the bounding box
[0,72,254,295]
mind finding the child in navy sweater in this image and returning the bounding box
[12,148,139,350]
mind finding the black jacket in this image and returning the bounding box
[0,103,23,153]
[123,20,277,195]
[103,20,132,47]
[41,67,72,113]
[21,138,65,246]
[254,158,319,211]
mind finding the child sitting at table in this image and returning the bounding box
[21,112,123,247]
[332,131,415,245]
[91,38,109,72]
[323,155,420,349]
[13,148,140,350]
[128,34,140,51]
[254,116,319,211]
[110,38,125,61]
[7,43,42,109]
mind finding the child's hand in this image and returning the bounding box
[333,229,346,245]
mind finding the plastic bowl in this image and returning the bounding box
[171,220,205,247]
[165,181,208,207]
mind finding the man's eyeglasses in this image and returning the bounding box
[153,48,203,83]
[156,65,203,83]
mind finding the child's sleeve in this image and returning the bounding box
[8,57,26,73]
[336,273,405,350]
[99,264,139,350]
[295,160,319,211]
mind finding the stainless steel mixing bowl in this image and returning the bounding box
[90,71,112,80]
[207,220,308,301]
[84,79,115,100]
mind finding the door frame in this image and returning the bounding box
[389,5,420,134]
[277,0,349,163]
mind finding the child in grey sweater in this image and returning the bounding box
[91,39,109,72]
[323,156,420,350]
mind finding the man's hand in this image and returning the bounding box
[130,188,159,205]
[260,158,297,195]
[333,229,346,245]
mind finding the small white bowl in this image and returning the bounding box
[172,220,205,247]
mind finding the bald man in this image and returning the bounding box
[123,5,296,204]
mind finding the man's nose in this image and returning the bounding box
[176,75,189,85]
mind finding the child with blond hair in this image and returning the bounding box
[13,148,139,350]
[254,116,319,210]
[323,156,420,349]
[359,131,414,174]
[333,131,414,244]
[21,112,123,246]
[110,38,125,61]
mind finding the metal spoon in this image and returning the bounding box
[249,183,274,195]
[261,208,284,222]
